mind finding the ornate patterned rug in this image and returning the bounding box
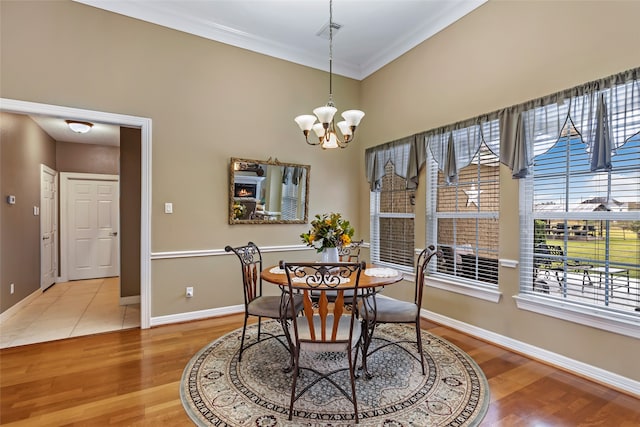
[181,321,489,426]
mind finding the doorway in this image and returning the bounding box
[0,98,151,329]
[40,165,58,291]
[61,173,120,281]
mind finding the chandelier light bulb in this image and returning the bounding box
[341,110,365,127]
[313,105,337,124]
[312,123,326,139]
[322,132,339,149]
[294,115,317,132]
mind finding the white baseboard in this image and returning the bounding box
[0,289,41,323]
[120,295,140,306]
[150,304,244,327]
[421,308,640,398]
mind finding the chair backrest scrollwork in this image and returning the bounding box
[225,242,263,307]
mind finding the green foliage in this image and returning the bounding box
[534,219,547,245]
[300,212,354,252]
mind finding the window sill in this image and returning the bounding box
[514,293,640,339]
[426,275,502,303]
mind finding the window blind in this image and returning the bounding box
[427,143,500,286]
[370,162,415,269]
[521,133,640,313]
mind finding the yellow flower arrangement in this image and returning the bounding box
[233,203,246,220]
[300,212,354,252]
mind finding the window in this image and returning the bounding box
[370,162,415,269]
[427,143,500,286]
[515,70,640,336]
[521,132,640,315]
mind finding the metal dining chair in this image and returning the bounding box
[225,241,304,362]
[280,260,366,423]
[359,245,441,376]
[338,239,364,262]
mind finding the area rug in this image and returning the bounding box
[181,321,489,426]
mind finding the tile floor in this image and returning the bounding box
[0,277,140,349]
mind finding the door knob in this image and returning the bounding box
[110,232,118,236]
[42,236,50,240]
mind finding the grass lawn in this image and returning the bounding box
[547,227,639,279]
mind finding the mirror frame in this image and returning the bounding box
[229,157,310,225]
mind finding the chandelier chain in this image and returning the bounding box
[328,0,334,105]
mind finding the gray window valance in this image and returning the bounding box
[365,67,640,188]
[365,135,426,192]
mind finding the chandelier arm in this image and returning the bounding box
[304,132,322,146]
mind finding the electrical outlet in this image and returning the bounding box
[10,283,14,294]
[186,286,194,298]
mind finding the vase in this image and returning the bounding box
[321,247,339,263]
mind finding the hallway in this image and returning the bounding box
[0,277,140,349]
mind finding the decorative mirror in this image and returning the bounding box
[229,157,310,224]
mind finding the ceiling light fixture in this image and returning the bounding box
[65,120,93,134]
[294,0,364,149]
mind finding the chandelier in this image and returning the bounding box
[294,0,365,149]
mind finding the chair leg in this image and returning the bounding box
[288,349,300,421]
[348,348,359,424]
[360,320,376,379]
[238,314,249,362]
[257,316,262,341]
[415,321,426,375]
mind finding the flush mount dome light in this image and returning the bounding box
[65,120,93,134]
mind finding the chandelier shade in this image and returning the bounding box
[294,0,364,149]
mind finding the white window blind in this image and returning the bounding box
[427,143,500,286]
[521,132,640,313]
[281,181,299,220]
[370,162,415,269]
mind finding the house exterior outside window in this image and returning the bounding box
[520,132,640,322]
[370,162,415,269]
[427,144,500,288]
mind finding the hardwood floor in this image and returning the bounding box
[0,314,638,426]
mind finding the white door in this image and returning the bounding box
[63,174,119,280]
[40,165,58,291]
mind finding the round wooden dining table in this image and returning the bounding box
[261,264,404,289]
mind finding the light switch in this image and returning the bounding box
[164,202,173,214]
[33,206,40,216]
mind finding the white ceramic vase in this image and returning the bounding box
[321,247,339,263]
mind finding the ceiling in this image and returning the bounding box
[74,0,487,80]
[34,0,487,146]
[30,115,121,147]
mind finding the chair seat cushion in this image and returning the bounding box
[289,315,361,352]
[247,294,304,319]
[360,294,418,323]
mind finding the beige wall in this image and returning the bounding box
[1,0,638,383]
[56,141,119,174]
[0,113,56,311]
[357,1,640,382]
[0,0,363,316]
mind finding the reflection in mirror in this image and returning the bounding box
[229,157,310,224]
